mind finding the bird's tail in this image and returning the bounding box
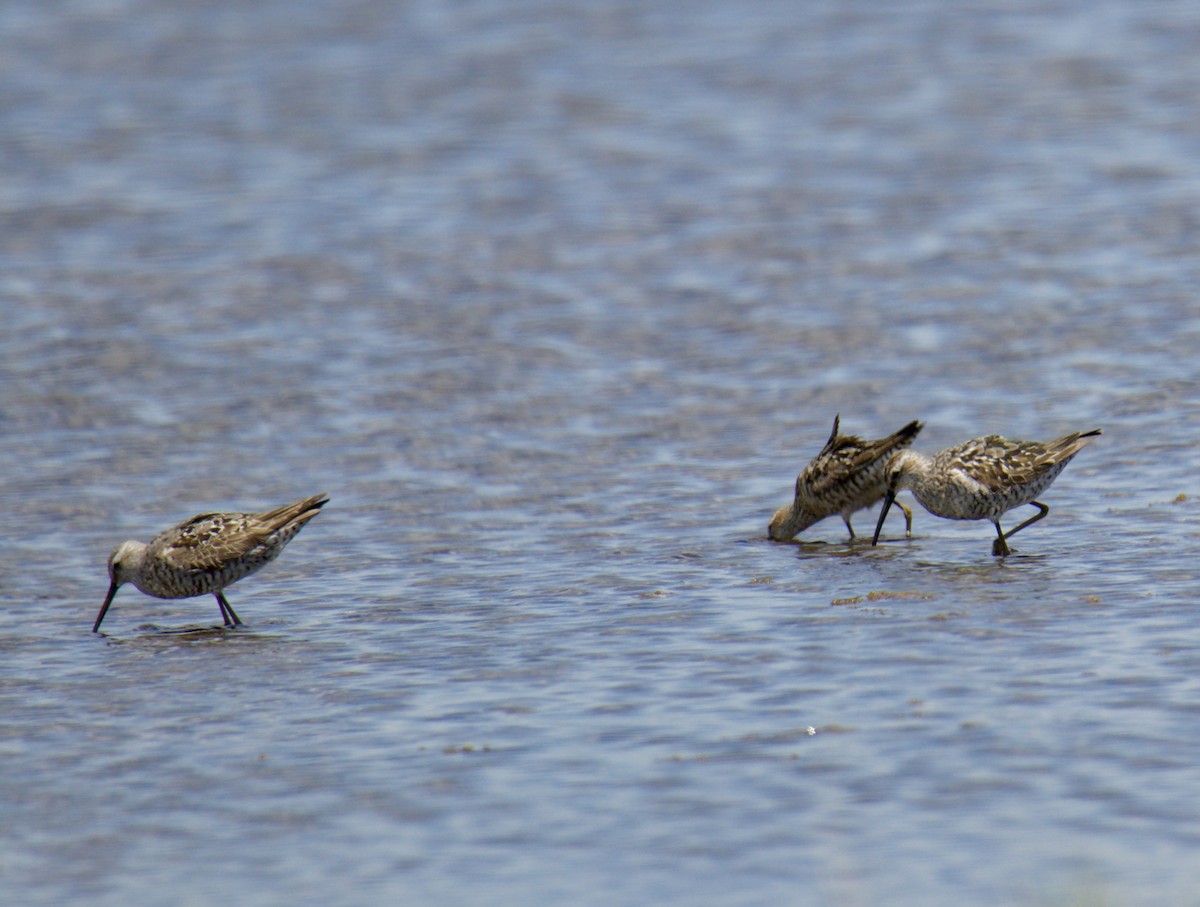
[261,493,330,532]
[888,419,924,449]
[1047,429,1102,462]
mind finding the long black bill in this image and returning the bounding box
[871,492,896,546]
[93,581,119,633]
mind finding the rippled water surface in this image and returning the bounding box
[4,1,1200,904]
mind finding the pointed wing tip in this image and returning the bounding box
[298,493,331,513]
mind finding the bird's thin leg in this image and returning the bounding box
[214,594,232,626]
[842,515,856,540]
[873,497,914,539]
[1003,501,1050,540]
[215,591,243,627]
[991,521,1010,557]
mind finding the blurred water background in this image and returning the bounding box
[3,0,1200,904]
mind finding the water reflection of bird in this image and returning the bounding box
[93,493,329,633]
[872,430,1100,556]
[769,415,923,542]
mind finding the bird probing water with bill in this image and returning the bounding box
[93,493,329,633]
[872,430,1100,556]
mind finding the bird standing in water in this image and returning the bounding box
[872,430,1100,556]
[93,493,330,633]
[769,415,924,542]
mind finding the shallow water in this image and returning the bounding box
[3,0,1200,904]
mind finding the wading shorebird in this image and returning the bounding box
[768,415,924,542]
[871,430,1101,556]
[93,493,330,633]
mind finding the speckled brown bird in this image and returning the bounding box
[769,415,923,542]
[872,430,1100,556]
[93,493,329,633]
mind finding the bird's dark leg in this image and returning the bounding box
[842,515,856,540]
[214,594,231,625]
[1003,501,1050,540]
[991,521,1010,557]
[872,495,913,543]
[215,591,243,627]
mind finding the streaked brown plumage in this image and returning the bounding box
[769,415,924,541]
[872,430,1101,556]
[93,493,330,633]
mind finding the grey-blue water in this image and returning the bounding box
[3,1,1199,904]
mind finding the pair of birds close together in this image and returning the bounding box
[93,419,1100,634]
[768,416,1101,555]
